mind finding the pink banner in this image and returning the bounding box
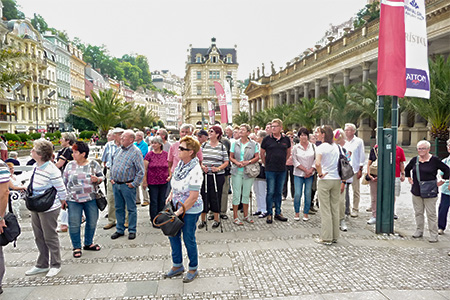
[377,0,406,97]
[214,81,228,124]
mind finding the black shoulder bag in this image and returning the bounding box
[25,168,57,212]
[415,156,438,198]
[0,199,21,247]
[90,162,107,211]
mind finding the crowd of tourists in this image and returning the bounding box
[0,120,449,291]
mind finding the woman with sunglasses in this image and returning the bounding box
[164,136,203,283]
[198,126,229,229]
[405,140,449,242]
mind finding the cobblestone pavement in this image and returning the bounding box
[2,162,450,299]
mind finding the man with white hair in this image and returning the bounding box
[344,123,366,218]
[134,131,149,206]
[5,151,20,175]
[110,130,144,240]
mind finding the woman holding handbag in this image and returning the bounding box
[230,124,260,225]
[63,141,104,258]
[164,136,203,283]
[405,140,449,243]
[26,139,67,278]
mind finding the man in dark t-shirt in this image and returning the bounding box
[260,118,291,223]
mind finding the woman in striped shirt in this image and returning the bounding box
[198,126,229,229]
[25,139,67,278]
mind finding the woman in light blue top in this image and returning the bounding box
[229,124,260,225]
[438,139,450,235]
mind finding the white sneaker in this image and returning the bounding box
[25,267,49,276]
[350,211,358,218]
[367,217,376,225]
[340,219,348,231]
[438,229,444,235]
[46,267,61,277]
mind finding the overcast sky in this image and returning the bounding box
[18,0,367,80]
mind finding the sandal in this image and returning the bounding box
[234,218,244,226]
[73,249,82,258]
[83,244,101,251]
[243,216,254,224]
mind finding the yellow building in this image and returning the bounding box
[1,20,52,134]
[183,38,239,127]
[68,43,86,101]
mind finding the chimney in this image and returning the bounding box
[211,37,216,47]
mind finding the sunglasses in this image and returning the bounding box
[179,146,191,152]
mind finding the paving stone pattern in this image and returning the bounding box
[2,179,450,299]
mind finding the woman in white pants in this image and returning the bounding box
[253,130,268,218]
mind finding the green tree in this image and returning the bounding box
[30,14,49,33]
[287,98,321,132]
[71,89,133,138]
[2,0,24,20]
[233,111,249,126]
[407,55,450,140]
[125,105,158,130]
[66,104,97,132]
[318,84,361,128]
[0,47,29,96]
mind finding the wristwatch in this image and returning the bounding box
[0,215,4,222]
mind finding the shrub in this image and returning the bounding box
[30,133,41,140]
[54,130,61,139]
[17,133,31,142]
[4,133,20,142]
[79,130,96,139]
[45,132,54,140]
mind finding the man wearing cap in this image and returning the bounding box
[102,128,124,230]
[110,130,144,240]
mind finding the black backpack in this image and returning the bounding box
[0,212,21,247]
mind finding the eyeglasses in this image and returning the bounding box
[179,146,191,152]
[209,130,215,133]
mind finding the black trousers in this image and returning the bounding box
[282,165,295,199]
[201,174,225,213]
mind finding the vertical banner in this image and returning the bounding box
[224,79,233,124]
[213,81,228,124]
[207,100,215,125]
[404,0,430,99]
[377,0,406,97]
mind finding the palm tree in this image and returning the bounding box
[125,105,158,130]
[0,47,29,96]
[407,55,450,141]
[318,84,361,128]
[287,98,321,132]
[71,89,133,138]
[233,111,249,126]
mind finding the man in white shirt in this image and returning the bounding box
[344,123,366,217]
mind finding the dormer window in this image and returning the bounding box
[211,56,218,63]
[196,54,202,63]
[226,54,232,63]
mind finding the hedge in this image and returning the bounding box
[30,133,41,140]
[4,133,20,142]
[79,130,97,139]
[17,133,31,142]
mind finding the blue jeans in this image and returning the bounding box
[168,213,200,271]
[113,183,137,234]
[438,193,450,230]
[294,175,313,214]
[67,200,99,249]
[149,183,168,223]
[265,171,286,216]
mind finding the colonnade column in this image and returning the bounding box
[303,83,310,100]
[343,68,351,86]
[358,62,373,143]
[398,110,411,145]
[361,62,372,83]
[327,74,335,95]
[261,97,265,111]
[314,79,321,99]
[293,88,299,104]
[286,90,291,105]
[410,113,428,146]
[256,98,261,112]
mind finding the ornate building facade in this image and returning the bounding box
[245,0,450,146]
[183,38,239,126]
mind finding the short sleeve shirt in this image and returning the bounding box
[201,142,229,175]
[171,163,204,214]
[261,135,291,172]
[63,160,104,203]
[56,147,73,172]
